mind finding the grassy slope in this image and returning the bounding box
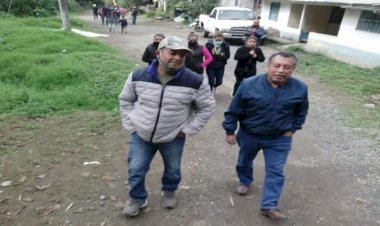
[0,17,135,116]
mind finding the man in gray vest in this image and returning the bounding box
[119,36,216,217]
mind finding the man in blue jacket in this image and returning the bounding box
[223,52,309,220]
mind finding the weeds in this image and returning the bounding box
[0,17,135,117]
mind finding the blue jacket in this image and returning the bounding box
[223,74,308,137]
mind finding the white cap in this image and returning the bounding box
[158,36,193,53]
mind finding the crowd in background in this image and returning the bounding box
[92,4,139,33]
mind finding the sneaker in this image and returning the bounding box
[236,185,249,195]
[122,199,148,217]
[162,190,178,209]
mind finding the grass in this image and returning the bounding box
[283,46,380,136]
[0,16,135,117]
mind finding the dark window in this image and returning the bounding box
[357,11,380,33]
[269,2,281,21]
[329,7,344,24]
[210,10,217,18]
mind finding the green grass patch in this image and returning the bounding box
[284,46,380,134]
[0,17,135,117]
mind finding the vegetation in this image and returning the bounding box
[175,0,218,20]
[0,17,134,117]
[0,0,92,17]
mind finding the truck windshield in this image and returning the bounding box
[218,10,254,20]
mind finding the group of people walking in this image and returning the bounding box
[92,4,139,33]
[141,31,265,95]
[117,17,309,221]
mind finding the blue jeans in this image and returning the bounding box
[127,132,185,201]
[236,129,292,209]
[206,66,225,90]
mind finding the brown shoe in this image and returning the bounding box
[260,209,287,220]
[236,185,249,195]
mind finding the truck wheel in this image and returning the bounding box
[203,29,209,38]
[195,25,203,32]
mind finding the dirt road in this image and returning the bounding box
[0,12,378,226]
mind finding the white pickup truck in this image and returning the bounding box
[199,7,256,39]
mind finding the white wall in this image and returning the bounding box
[261,0,380,67]
[305,9,380,67]
[337,9,380,54]
[261,0,291,27]
[261,0,301,39]
[306,32,380,67]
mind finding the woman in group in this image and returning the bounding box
[107,10,118,33]
[205,32,230,92]
[232,36,265,96]
[185,32,213,75]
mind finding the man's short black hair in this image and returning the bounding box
[268,52,298,67]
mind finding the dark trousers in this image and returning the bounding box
[206,66,225,91]
[232,71,248,96]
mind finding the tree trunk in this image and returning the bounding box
[58,0,71,31]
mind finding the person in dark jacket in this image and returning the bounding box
[223,51,309,220]
[205,32,230,92]
[119,16,128,33]
[185,32,213,75]
[102,6,110,25]
[232,36,265,96]
[142,34,165,64]
[131,6,138,25]
[243,19,267,46]
[92,4,98,20]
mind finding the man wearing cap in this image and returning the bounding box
[119,36,216,217]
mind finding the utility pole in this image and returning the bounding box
[6,0,13,16]
[58,0,71,31]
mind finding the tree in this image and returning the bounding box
[58,0,71,31]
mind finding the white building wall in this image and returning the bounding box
[337,9,380,54]
[261,0,301,40]
[305,8,380,67]
[260,0,380,67]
